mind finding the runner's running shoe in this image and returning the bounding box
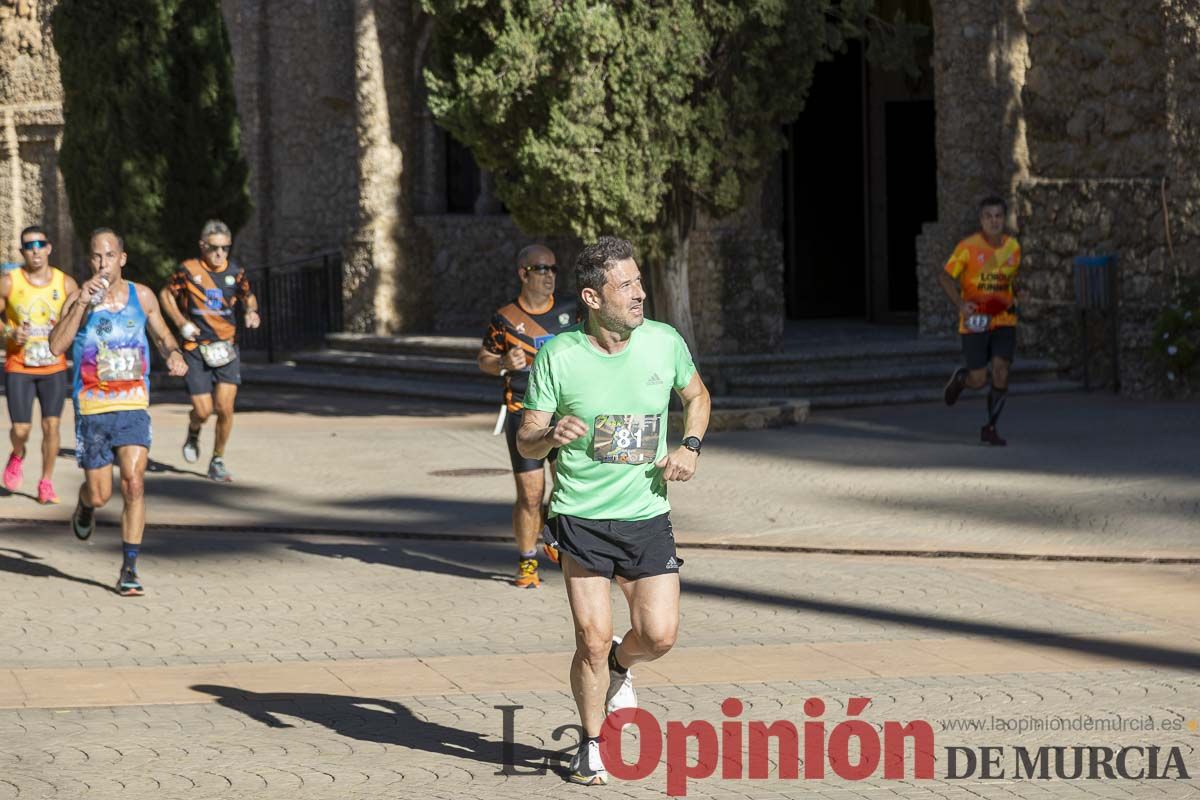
[981,424,1007,446]
[514,557,541,588]
[567,738,608,786]
[207,457,233,482]
[2,452,22,491]
[542,542,560,564]
[72,498,95,541]
[605,635,636,714]
[37,479,58,504]
[116,566,144,597]
[182,430,200,463]
[943,367,968,406]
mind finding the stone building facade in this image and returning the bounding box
[0,0,74,266]
[2,1,1197,392]
[917,0,1200,394]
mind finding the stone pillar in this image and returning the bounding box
[345,0,430,333]
[3,110,22,253]
[1163,0,1200,287]
[917,0,1027,337]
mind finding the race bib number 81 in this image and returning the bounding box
[593,414,661,464]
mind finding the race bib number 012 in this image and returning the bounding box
[592,414,661,464]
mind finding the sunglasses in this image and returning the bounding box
[523,264,557,274]
[205,243,232,253]
[21,240,49,251]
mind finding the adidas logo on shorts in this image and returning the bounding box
[665,556,679,570]
[646,373,664,386]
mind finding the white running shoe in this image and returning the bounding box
[567,738,608,786]
[604,635,636,715]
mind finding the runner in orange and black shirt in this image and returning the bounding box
[477,244,578,588]
[940,196,1021,446]
[159,220,261,482]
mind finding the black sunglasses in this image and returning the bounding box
[205,243,232,253]
[523,264,557,274]
[21,240,49,251]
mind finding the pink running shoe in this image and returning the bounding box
[2,452,22,492]
[37,479,59,504]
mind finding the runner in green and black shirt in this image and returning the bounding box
[518,236,711,786]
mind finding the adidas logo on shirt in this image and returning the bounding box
[646,373,664,386]
[665,556,679,570]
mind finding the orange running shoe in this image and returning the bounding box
[542,542,560,564]
[514,557,541,588]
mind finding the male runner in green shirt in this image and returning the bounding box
[518,236,711,786]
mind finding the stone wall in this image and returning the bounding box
[1022,0,1168,178]
[917,0,1200,396]
[0,0,74,266]
[916,0,1029,338]
[1015,179,1172,393]
[686,225,785,356]
[412,211,784,356]
[221,0,359,271]
[413,215,580,335]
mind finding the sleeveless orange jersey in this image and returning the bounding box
[4,266,69,374]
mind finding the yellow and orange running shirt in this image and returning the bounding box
[944,233,1021,333]
[4,266,69,374]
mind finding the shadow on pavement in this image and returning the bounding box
[708,394,1200,482]
[287,541,513,583]
[684,578,1200,672]
[154,387,487,419]
[191,685,567,776]
[0,546,114,593]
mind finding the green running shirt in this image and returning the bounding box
[523,319,696,521]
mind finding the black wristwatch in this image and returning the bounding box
[682,436,702,454]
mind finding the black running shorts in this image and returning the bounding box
[961,327,1016,371]
[505,409,558,474]
[183,346,242,395]
[548,512,682,580]
[5,370,68,424]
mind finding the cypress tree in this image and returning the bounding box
[161,0,251,258]
[53,0,250,284]
[421,0,921,350]
[54,0,174,281]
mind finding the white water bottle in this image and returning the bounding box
[89,277,109,306]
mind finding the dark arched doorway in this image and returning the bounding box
[781,0,936,324]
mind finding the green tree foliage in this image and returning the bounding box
[53,0,250,284]
[421,0,922,349]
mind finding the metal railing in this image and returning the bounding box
[239,252,344,362]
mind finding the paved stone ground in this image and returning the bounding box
[1,672,1197,799]
[1,390,1196,558]
[0,528,1196,798]
[0,532,1172,669]
[0,391,1196,798]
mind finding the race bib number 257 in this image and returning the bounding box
[592,414,661,464]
